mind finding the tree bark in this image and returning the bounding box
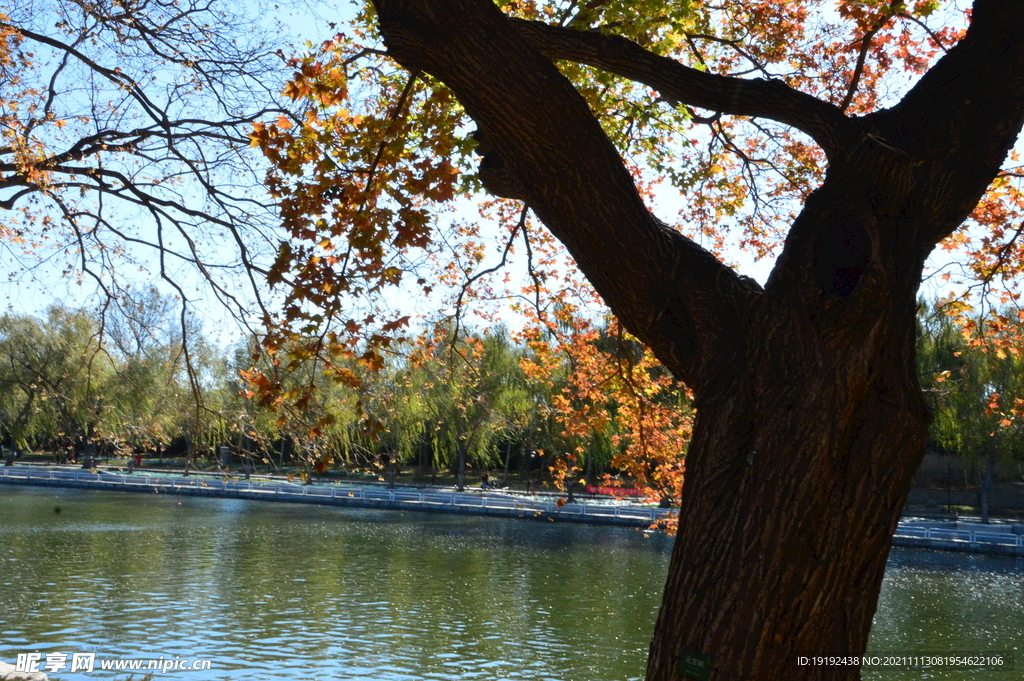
[980,438,996,524]
[502,441,512,487]
[456,440,467,492]
[371,1,1024,679]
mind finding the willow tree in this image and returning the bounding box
[253,0,1024,678]
[0,307,109,451]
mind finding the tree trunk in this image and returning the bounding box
[456,441,467,492]
[502,441,512,487]
[980,439,996,524]
[183,432,192,477]
[639,132,942,677]
[646,315,929,679]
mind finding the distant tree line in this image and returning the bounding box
[0,290,690,496]
[3,295,1020,498]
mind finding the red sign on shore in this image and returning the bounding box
[585,485,644,496]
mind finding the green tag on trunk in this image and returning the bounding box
[677,648,713,681]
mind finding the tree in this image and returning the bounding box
[251,1,1024,679]
[101,287,203,458]
[0,0,292,362]
[0,300,239,462]
[0,0,309,472]
[918,300,1024,522]
[410,323,528,490]
[0,306,109,452]
[522,313,691,506]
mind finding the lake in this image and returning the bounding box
[0,487,1020,680]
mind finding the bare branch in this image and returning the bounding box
[897,12,951,54]
[839,18,891,113]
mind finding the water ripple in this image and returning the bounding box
[3,489,1020,680]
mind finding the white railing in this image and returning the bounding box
[894,524,1023,547]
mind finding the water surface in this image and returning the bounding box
[0,487,1020,680]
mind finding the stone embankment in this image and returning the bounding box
[5,467,1024,553]
[0,466,670,529]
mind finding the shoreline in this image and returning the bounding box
[0,466,671,529]
[4,466,1024,555]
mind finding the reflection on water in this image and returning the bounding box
[0,488,1021,680]
[0,488,670,680]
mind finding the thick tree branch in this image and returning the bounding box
[373,0,760,391]
[864,0,1024,244]
[509,18,853,159]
